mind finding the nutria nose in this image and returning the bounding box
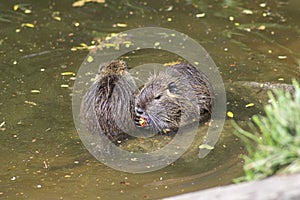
[135,107,144,115]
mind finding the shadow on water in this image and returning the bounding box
[0,0,299,199]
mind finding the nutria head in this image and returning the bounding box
[134,63,213,134]
[134,69,199,134]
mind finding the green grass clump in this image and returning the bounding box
[233,80,300,182]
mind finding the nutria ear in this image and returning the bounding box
[168,82,177,93]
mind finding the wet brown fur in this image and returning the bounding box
[134,63,213,134]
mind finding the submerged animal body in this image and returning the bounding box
[134,63,213,134]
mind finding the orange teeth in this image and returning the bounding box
[138,117,147,127]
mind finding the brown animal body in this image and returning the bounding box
[80,61,213,140]
[134,63,213,134]
[80,60,136,140]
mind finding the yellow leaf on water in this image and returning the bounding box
[13,5,19,11]
[61,72,75,76]
[72,1,84,7]
[53,16,61,21]
[257,25,266,30]
[164,61,181,66]
[22,23,35,28]
[227,111,234,118]
[199,144,214,150]
[196,13,206,18]
[278,55,287,60]
[116,23,128,28]
[87,56,94,63]
[245,103,255,108]
[60,84,69,88]
[24,101,37,106]
[24,9,32,14]
[80,43,88,47]
[72,0,105,7]
[30,90,40,94]
[242,9,253,15]
[154,42,160,47]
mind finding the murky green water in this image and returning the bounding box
[0,0,299,199]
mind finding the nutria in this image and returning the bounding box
[80,60,136,141]
[134,63,213,134]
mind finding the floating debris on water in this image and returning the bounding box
[25,101,37,106]
[257,25,266,30]
[164,61,182,66]
[196,13,206,18]
[0,121,5,131]
[13,4,32,14]
[115,23,128,28]
[61,72,75,76]
[21,23,35,28]
[278,55,287,60]
[87,56,94,63]
[227,111,234,118]
[164,5,173,12]
[13,4,19,11]
[73,22,80,27]
[52,11,62,21]
[30,90,40,94]
[242,9,253,15]
[60,84,69,88]
[229,16,235,21]
[0,121,5,128]
[24,9,32,14]
[245,103,255,108]
[72,0,105,7]
[199,144,214,150]
[259,3,267,8]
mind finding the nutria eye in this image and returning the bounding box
[154,94,162,100]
